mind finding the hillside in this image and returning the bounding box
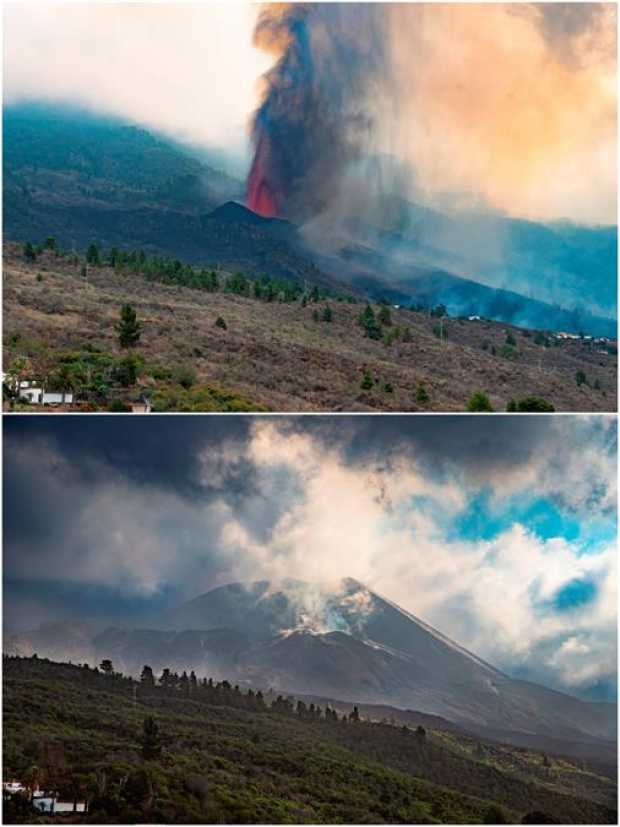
[7,579,616,749]
[4,103,616,338]
[3,244,616,412]
[3,656,617,824]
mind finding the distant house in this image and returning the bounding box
[32,792,86,814]
[16,380,74,406]
[3,781,26,794]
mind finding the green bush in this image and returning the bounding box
[467,391,493,412]
[515,397,555,412]
[360,372,373,391]
[416,384,429,403]
[500,344,517,360]
[172,365,197,390]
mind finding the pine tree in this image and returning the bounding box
[358,305,381,340]
[189,671,198,694]
[116,304,142,348]
[86,242,101,265]
[140,665,155,688]
[23,242,36,262]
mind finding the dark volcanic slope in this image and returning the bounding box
[8,579,616,747]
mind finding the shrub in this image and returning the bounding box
[500,344,517,360]
[112,354,143,387]
[467,391,493,412]
[576,370,587,386]
[173,365,197,390]
[360,372,373,391]
[415,384,429,403]
[383,382,394,393]
[377,305,392,326]
[505,331,517,346]
[215,316,227,330]
[322,305,333,322]
[484,804,510,824]
[108,399,130,412]
[515,397,555,412]
[23,242,36,262]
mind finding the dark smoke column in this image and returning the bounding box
[246,4,386,222]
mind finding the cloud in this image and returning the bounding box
[3,415,616,699]
[3,3,271,169]
[4,3,616,222]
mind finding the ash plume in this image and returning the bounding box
[246,3,615,226]
[246,3,389,221]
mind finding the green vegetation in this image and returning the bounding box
[3,656,614,825]
[22,241,36,262]
[3,341,266,413]
[116,304,142,349]
[358,305,382,340]
[86,243,102,266]
[467,392,494,412]
[576,370,587,387]
[507,397,555,413]
[378,305,392,327]
[416,384,429,404]
[360,371,374,391]
[500,344,518,360]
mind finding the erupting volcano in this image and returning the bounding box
[247,135,279,217]
[246,4,385,223]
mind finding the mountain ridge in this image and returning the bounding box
[5,578,616,749]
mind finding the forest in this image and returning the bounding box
[3,656,616,824]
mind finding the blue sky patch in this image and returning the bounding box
[552,578,597,612]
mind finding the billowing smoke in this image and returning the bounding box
[247,3,616,226]
[247,3,389,220]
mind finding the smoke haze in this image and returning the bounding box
[248,3,616,224]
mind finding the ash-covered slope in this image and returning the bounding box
[160,578,615,742]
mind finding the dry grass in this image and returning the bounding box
[3,244,616,412]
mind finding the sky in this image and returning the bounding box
[4,415,617,702]
[3,2,617,224]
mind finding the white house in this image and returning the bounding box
[3,781,26,794]
[16,381,74,406]
[32,793,86,814]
